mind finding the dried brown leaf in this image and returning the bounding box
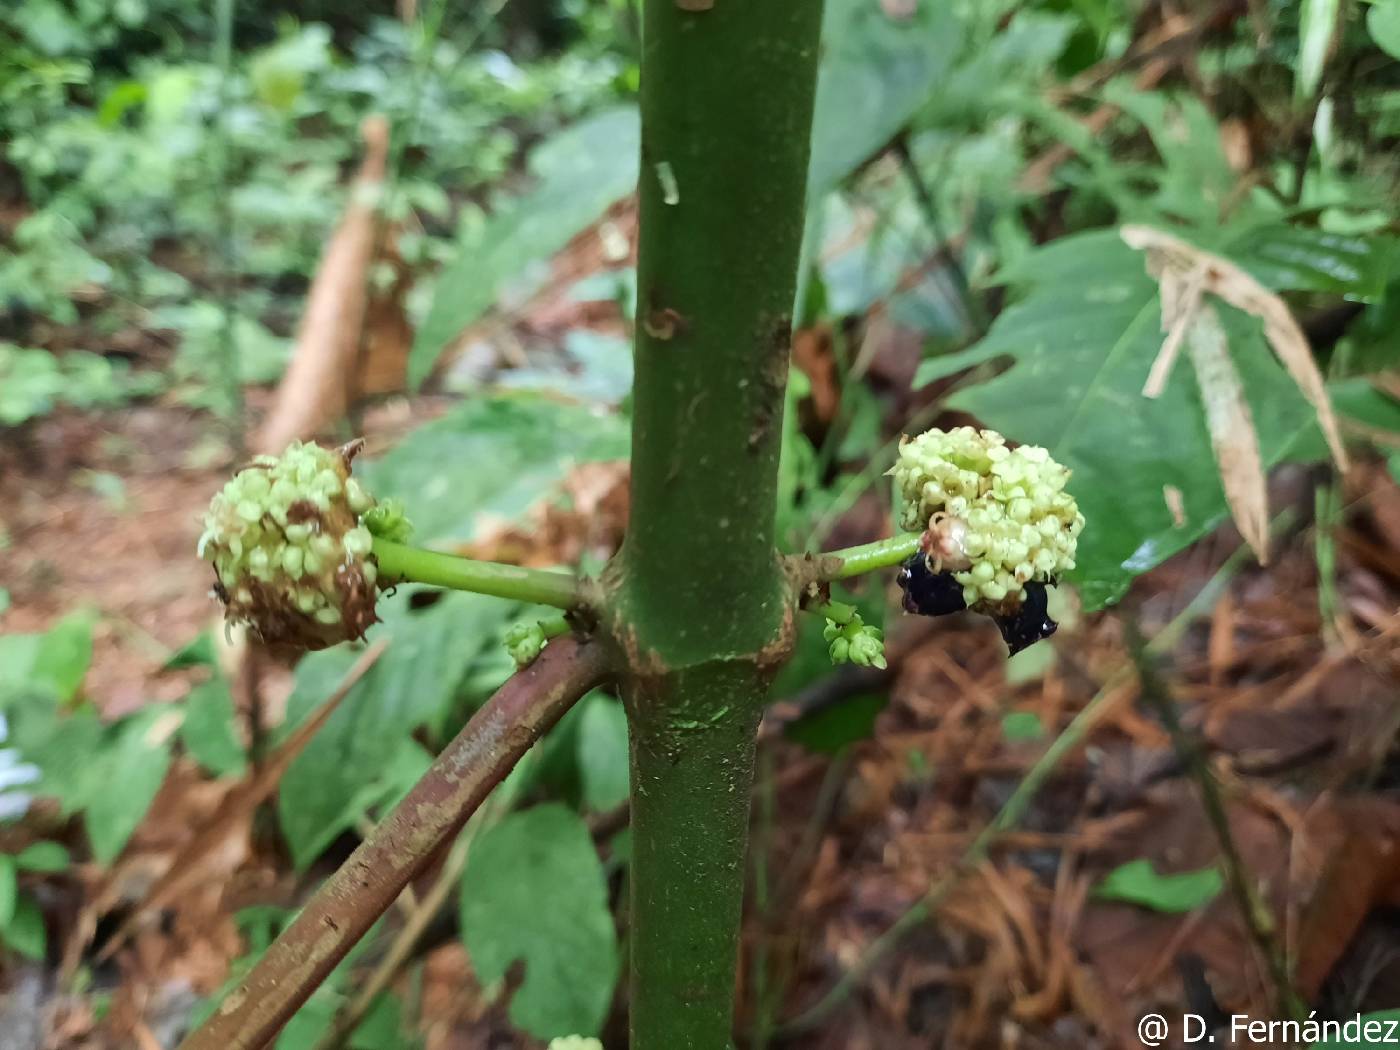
[1187,304,1271,564]
[1121,224,1350,473]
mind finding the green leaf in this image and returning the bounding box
[278,589,507,870]
[1332,378,1400,434]
[162,632,217,671]
[1310,1009,1400,1048]
[181,677,247,778]
[83,706,177,864]
[808,0,962,197]
[14,842,69,873]
[1001,711,1045,743]
[409,108,640,388]
[3,700,105,815]
[459,804,618,1039]
[349,992,409,1050]
[360,395,629,545]
[785,694,886,755]
[2,895,46,960]
[1297,0,1341,100]
[0,609,95,705]
[1100,84,1235,225]
[577,694,628,812]
[1223,225,1397,300]
[915,230,1318,609]
[0,854,16,929]
[1367,1,1400,60]
[1093,858,1222,913]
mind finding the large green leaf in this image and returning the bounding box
[459,804,618,1039]
[915,230,1318,609]
[1222,225,1398,300]
[277,588,507,869]
[807,0,962,197]
[408,108,640,388]
[359,394,629,546]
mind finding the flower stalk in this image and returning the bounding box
[371,537,585,610]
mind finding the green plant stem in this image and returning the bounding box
[533,613,571,640]
[780,522,1284,1034]
[371,537,584,609]
[614,3,823,1048]
[810,600,857,625]
[822,533,923,579]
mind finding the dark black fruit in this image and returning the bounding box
[992,580,1058,656]
[896,553,967,617]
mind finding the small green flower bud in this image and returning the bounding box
[363,497,414,543]
[505,621,548,668]
[198,440,412,650]
[548,1039,603,1050]
[822,607,887,670]
[890,426,1083,614]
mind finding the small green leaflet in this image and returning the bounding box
[1093,858,1222,913]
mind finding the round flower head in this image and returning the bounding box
[890,426,1083,613]
[198,440,407,650]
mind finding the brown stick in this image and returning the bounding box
[178,637,612,1050]
[97,639,390,965]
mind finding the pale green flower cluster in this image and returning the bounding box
[547,1039,603,1050]
[891,426,1083,608]
[198,441,396,648]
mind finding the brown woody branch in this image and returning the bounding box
[178,637,612,1050]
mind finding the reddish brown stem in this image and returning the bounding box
[178,637,612,1050]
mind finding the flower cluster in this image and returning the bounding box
[198,440,403,649]
[890,426,1082,611]
[821,604,887,670]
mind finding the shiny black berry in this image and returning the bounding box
[897,553,968,617]
[992,580,1058,656]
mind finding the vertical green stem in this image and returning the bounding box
[615,3,823,1048]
